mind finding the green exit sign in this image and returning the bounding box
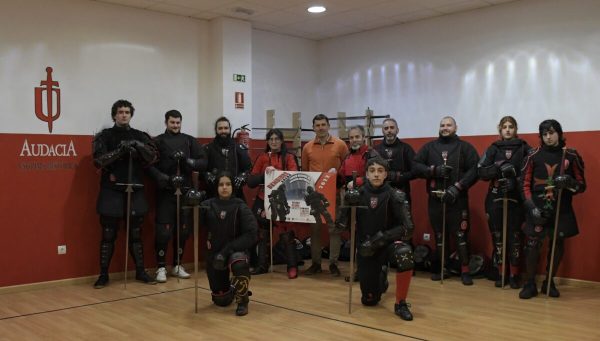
[233,74,246,82]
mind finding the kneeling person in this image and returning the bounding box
[338,157,416,320]
[201,172,258,316]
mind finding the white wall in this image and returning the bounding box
[0,0,209,137]
[316,0,600,138]
[252,30,318,138]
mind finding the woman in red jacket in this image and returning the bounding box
[247,129,300,278]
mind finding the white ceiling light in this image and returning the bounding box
[307,6,326,13]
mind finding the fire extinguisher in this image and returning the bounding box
[232,124,251,148]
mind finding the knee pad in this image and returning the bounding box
[212,288,234,307]
[525,236,542,250]
[455,230,467,245]
[100,216,118,242]
[230,252,250,276]
[390,242,414,272]
[460,210,470,232]
[155,223,172,244]
[361,293,380,306]
[435,232,443,248]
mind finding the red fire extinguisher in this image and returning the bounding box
[233,124,251,148]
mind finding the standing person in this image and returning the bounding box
[201,172,258,316]
[148,110,206,283]
[301,114,349,276]
[247,129,300,278]
[92,99,158,288]
[413,116,479,285]
[337,157,416,320]
[478,116,530,288]
[519,119,585,299]
[204,116,252,200]
[338,125,379,189]
[374,118,416,201]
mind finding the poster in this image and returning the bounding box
[264,170,336,224]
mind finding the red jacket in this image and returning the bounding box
[338,145,378,187]
[249,151,298,200]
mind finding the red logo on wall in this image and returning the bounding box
[235,92,244,109]
[35,67,61,133]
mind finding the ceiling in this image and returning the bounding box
[93,0,518,40]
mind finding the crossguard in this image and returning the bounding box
[431,190,445,198]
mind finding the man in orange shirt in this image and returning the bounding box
[302,114,349,276]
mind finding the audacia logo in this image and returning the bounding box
[34,67,61,133]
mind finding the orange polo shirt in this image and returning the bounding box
[301,135,349,172]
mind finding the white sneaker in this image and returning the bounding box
[155,267,167,283]
[172,265,191,279]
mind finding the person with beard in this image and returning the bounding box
[337,125,379,190]
[413,116,479,285]
[201,172,257,316]
[301,114,349,276]
[204,117,252,200]
[92,99,158,288]
[247,129,299,278]
[374,118,416,202]
[478,116,530,289]
[337,157,416,320]
[519,119,585,299]
[148,110,207,283]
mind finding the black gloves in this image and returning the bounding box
[234,172,248,189]
[433,164,453,178]
[184,189,206,207]
[344,188,361,206]
[359,231,387,257]
[499,163,516,178]
[497,178,516,194]
[442,185,460,204]
[554,174,578,191]
[524,199,548,226]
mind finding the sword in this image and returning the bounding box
[174,157,183,283]
[344,171,367,314]
[268,151,274,273]
[501,191,508,289]
[184,171,209,313]
[440,151,448,284]
[547,147,567,297]
[115,149,144,289]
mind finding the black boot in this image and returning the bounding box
[94,273,109,289]
[136,269,157,285]
[235,296,249,316]
[509,275,522,289]
[495,276,509,288]
[541,279,560,298]
[394,300,413,321]
[461,272,474,286]
[519,280,538,299]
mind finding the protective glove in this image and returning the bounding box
[441,185,460,204]
[433,164,453,178]
[499,162,516,178]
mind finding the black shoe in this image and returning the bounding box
[519,281,538,299]
[394,300,413,321]
[94,274,109,289]
[304,263,322,275]
[461,272,473,286]
[250,266,268,275]
[509,275,521,289]
[329,263,341,277]
[541,280,560,298]
[235,302,248,316]
[136,270,157,285]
